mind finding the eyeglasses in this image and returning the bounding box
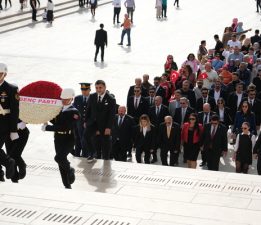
[189,118,196,121]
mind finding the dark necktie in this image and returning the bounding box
[211,126,216,139]
[119,116,123,127]
[203,98,206,104]
[98,96,102,103]
[150,97,153,105]
[204,113,208,125]
[156,106,160,116]
[135,98,138,109]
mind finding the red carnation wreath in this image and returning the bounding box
[19,81,63,124]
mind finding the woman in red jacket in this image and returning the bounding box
[181,113,203,169]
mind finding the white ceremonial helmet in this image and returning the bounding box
[60,88,75,99]
[0,63,8,73]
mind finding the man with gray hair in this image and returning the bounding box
[173,97,194,126]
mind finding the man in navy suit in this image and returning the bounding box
[85,80,116,161]
[127,86,149,124]
[112,106,134,161]
[73,83,91,157]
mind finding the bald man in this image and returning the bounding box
[112,106,134,161]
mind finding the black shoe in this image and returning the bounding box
[118,43,123,45]
[65,185,72,189]
[199,162,206,167]
[94,58,97,62]
[150,159,158,164]
[5,158,15,179]
[117,21,120,23]
[69,168,75,185]
[126,44,131,46]
[11,172,19,183]
[32,19,38,22]
[101,59,104,62]
[18,163,26,180]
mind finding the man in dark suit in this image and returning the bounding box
[153,76,166,104]
[254,132,261,175]
[85,80,116,161]
[209,79,227,104]
[179,80,196,109]
[202,115,228,171]
[73,83,91,157]
[142,74,153,94]
[112,106,134,161]
[145,86,156,107]
[196,87,216,112]
[173,97,194,126]
[158,116,181,166]
[127,86,149,124]
[243,89,261,130]
[148,96,170,163]
[198,103,214,167]
[94,24,108,62]
[127,78,148,100]
[0,63,18,182]
[227,82,247,123]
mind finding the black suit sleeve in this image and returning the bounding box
[9,86,19,132]
[106,97,116,129]
[254,133,261,154]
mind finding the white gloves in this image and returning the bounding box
[41,123,47,131]
[10,132,19,141]
[17,122,26,130]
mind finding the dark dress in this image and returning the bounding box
[183,128,200,161]
[236,134,253,165]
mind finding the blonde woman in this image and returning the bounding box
[134,114,155,164]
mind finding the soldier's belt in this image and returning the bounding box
[0,109,10,115]
[56,130,72,135]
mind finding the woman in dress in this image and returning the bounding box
[181,113,203,169]
[233,122,256,174]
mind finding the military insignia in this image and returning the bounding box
[15,93,20,101]
[73,114,79,120]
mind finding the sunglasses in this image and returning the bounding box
[180,102,186,105]
[242,105,248,108]
[134,90,140,92]
[242,127,248,130]
[217,102,223,104]
[202,92,208,95]
[189,118,196,121]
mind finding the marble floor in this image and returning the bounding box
[0,0,261,224]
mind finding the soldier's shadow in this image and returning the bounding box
[94,61,107,69]
[77,159,117,193]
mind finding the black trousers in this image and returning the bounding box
[54,135,74,187]
[5,128,29,180]
[95,45,105,61]
[257,155,261,175]
[174,0,179,7]
[206,149,220,171]
[162,5,167,17]
[160,148,179,166]
[113,7,121,23]
[201,150,207,164]
[112,140,128,162]
[79,0,83,7]
[94,134,111,160]
[127,7,134,22]
[5,0,11,7]
[257,0,261,11]
[136,147,150,164]
[0,0,2,10]
[32,8,37,20]
[0,132,10,168]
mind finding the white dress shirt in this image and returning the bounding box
[219,108,225,122]
[236,93,243,107]
[214,90,221,103]
[234,132,256,152]
[98,92,106,102]
[142,126,147,136]
[134,96,141,107]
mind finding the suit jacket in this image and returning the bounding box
[242,97,261,125]
[158,122,181,151]
[155,86,167,105]
[196,96,216,112]
[198,111,214,125]
[127,85,148,100]
[253,132,261,155]
[173,107,195,125]
[227,92,247,121]
[145,96,155,107]
[112,114,134,149]
[127,96,149,123]
[202,123,228,156]
[214,107,232,129]
[94,28,107,46]
[208,89,227,103]
[73,95,89,122]
[0,81,19,133]
[168,100,180,117]
[148,105,170,128]
[133,125,156,150]
[85,92,116,133]
[233,111,257,135]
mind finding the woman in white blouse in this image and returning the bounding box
[214,97,232,130]
[46,0,54,24]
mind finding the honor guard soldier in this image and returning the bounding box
[0,63,18,182]
[42,88,80,189]
[73,83,91,157]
